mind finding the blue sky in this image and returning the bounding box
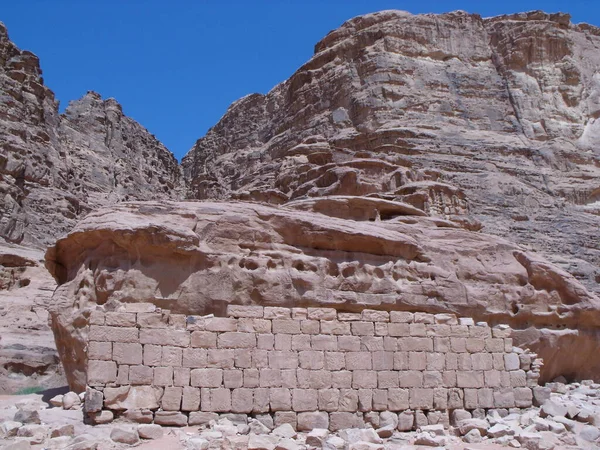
[2,1,600,160]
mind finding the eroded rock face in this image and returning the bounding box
[182,10,600,296]
[45,200,600,387]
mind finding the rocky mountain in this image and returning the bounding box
[182,10,600,297]
[0,21,182,392]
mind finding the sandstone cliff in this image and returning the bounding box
[182,10,600,297]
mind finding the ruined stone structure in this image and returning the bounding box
[82,304,541,430]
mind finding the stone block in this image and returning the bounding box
[203,388,232,412]
[471,353,493,371]
[409,388,434,409]
[423,371,442,388]
[324,352,345,371]
[362,309,389,322]
[104,386,162,410]
[400,337,433,351]
[394,351,409,370]
[504,353,520,371]
[398,410,415,431]
[358,389,373,411]
[182,386,200,411]
[318,389,340,412]
[234,349,252,368]
[485,338,504,352]
[470,325,492,338]
[182,348,207,368]
[306,307,336,321]
[292,389,318,411]
[337,335,360,351]
[224,370,243,388]
[388,388,409,411]
[259,368,282,387]
[458,354,472,370]
[332,371,353,389]
[153,366,173,386]
[301,320,320,334]
[360,336,384,351]
[291,334,312,351]
[451,337,467,353]
[478,388,494,408]
[84,388,104,413]
[173,367,190,387]
[274,411,297,429]
[257,334,275,350]
[388,323,410,337]
[263,307,291,319]
[409,323,427,336]
[373,389,388,411]
[311,334,337,351]
[338,389,358,411]
[346,352,372,370]
[218,332,256,348]
[399,371,423,388]
[189,411,219,426]
[89,310,105,325]
[484,370,501,387]
[351,321,375,336]
[297,411,329,431]
[433,388,448,409]
[451,325,470,336]
[105,312,137,327]
[510,370,527,387]
[445,353,458,370]
[190,331,217,348]
[330,412,363,431]
[375,322,389,336]
[89,325,139,343]
[190,368,223,387]
[143,344,161,366]
[281,369,297,388]
[434,313,458,325]
[514,387,533,408]
[493,389,516,408]
[269,351,299,369]
[427,352,445,371]
[253,388,270,413]
[155,411,188,426]
[466,338,485,353]
[274,334,292,350]
[122,409,154,423]
[353,370,378,389]
[464,388,478,409]
[140,328,189,347]
[137,312,168,328]
[244,368,260,388]
[204,317,237,332]
[206,349,235,368]
[161,346,183,367]
[378,371,399,388]
[272,319,301,334]
[88,341,112,360]
[129,365,153,385]
[408,352,426,370]
[116,365,129,385]
[227,305,264,318]
[442,370,457,387]
[383,336,398,351]
[457,371,484,388]
[268,388,291,411]
[320,320,350,335]
[390,311,414,323]
[447,388,464,409]
[162,386,182,411]
[291,308,308,320]
[299,351,324,369]
[492,353,505,370]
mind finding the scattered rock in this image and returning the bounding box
[13,409,40,424]
[138,423,164,440]
[248,433,277,450]
[306,428,329,446]
[110,426,140,445]
[0,420,22,438]
[62,391,81,410]
[49,395,64,408]
[51,424,75,437]
[272,423,296,439]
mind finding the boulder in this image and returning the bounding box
[110,426,140,445]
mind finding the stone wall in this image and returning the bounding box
[83,304,541,430]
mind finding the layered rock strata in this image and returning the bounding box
[82,303,540,430]
[182,10,600,297]
[45,201,600,387]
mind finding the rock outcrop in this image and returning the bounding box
[46,201,600,386]
[182,10,600,297]
[0,22,182,391]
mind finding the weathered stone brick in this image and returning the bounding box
[236,318,271,333]
[373,389,388,411]
[89,325,139,343]
[464,388,478,409]
[143,344,161,366]
[332,371,353,389]
[270,388,292,411]
[337,335,360,351]
[330,412,363,431]
[504,353,520,371]
[308,370,332,389]
[206,349,235,368]
[400,337,433,352]
[423,371,442,388]
[445,353,458,370]
[264,307,291,319]
[434,313,458,325]
[297,411,329,431]
[470,324,492,339]
[358,389,373,411]
[434,388,448,409]
[484,370,501,387]
[307,308,337,321]
[388,323,410,337]
[155,411,188,426]
[190,368,223,388]
[450,337,467,353]
[291,308,308,320]
[504,338,513,352]
[318,389,340,411]
[281,369,297,388]
[223,370,243,388]
[105,312,137,327]
[182,386,200,411]
[274,334,292,351]
[413,312,434,324]
[399,371,423,388]
[268,351,298,369]
[442,371,457,387]
[466,338,486,353]
[492,353,505,370]
[383,336,398,351]
[388,388,409,411]
[189,411,219,426]
[510,370,527,387]
[116,365,129,385]
[353,370,378,389]
[253,388,270,413]
[292,389,318,411]
[129,365,153,385]
[362,310,390,322]
[291,334,311,351]
[514,387,533,408]
[153,366,173,386]
[493,388,516,408]
[372,351,394,370]
[409,323,427,337]
[311,334,337,351]
[378,371,399,388]
[162,386,182,411]
[374,322,389,336]
[300,320,320,334]
[243,369,259,388]
[346,352,372,370]
[257,334,275,350]
[478,388,494,408]
[448,388,464,409]
[408,352,427,370]
[173,367,190,387]
[337,312,362,321]
[393,351,409,370]
[251,349,269,368]
[320,320,350,335]
[182,348,207,368]
[338,389,359,411]
[324,352,345,371]
[88,360,117,385]
[140,328,189,347]
[204,388,232,412]
[88,341,112,361]
[458,353,472,370]
[360,336,384,351]
[450,325,470,337]
[234,349,252,368]
[218,332,256,349]
[299,351,324,370]
[190,331,217,348]
[485,338,504,352]
[226,305,264,318]
[471,353,493,371]
[259,368,282,387]
[272,319,301,334]
[351,321,375,336]
[409,388,434,409]
[457,371,484,388]
[231,388,253,413]
[204,317,237,332]
[136,312,167,328]
[89,310,105,325]
[426,352,445,371]
[390,311,414,323]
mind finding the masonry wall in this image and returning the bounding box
[83,304,541,430]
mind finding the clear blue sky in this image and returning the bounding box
[2,1,599,160]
